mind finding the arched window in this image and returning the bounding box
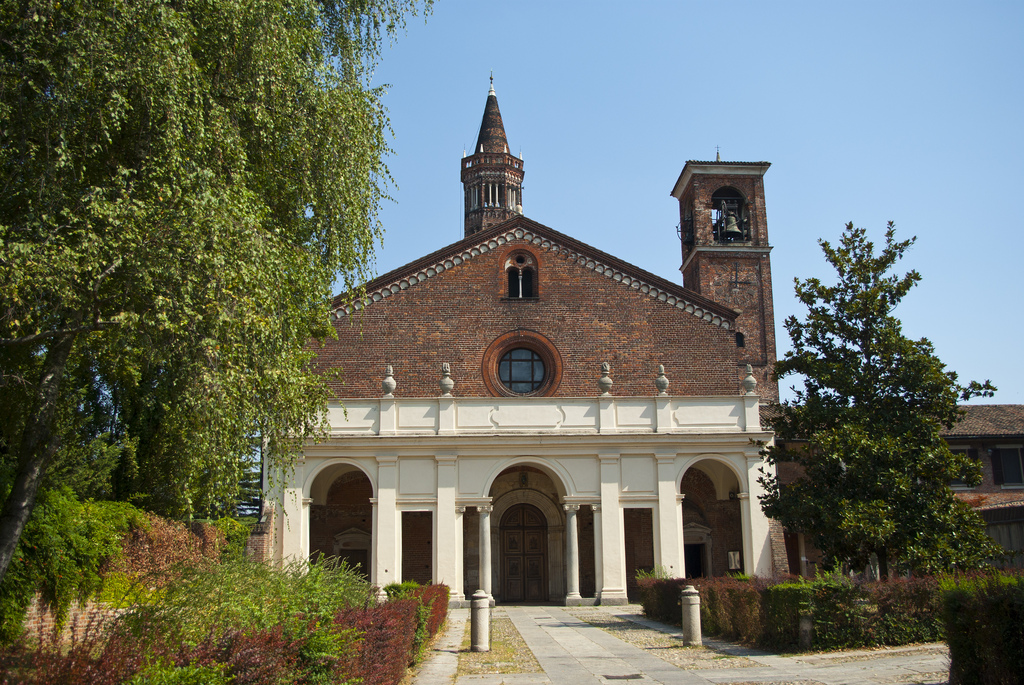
[505,251,538,298]
[711,186,749,243]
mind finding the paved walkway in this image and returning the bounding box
[413,605,949,685]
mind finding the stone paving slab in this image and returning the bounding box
[412,604,949,685]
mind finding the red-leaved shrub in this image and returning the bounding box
[334,599,418,685]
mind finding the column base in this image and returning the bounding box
[564,593,584,606]
[597,590,629,606]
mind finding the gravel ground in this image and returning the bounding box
[457,609,543,675]
[564,608,758,671]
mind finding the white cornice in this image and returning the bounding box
[670,162,771,200]
[334,226,731,330]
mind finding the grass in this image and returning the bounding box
[456,615,541,675]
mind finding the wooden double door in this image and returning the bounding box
[500,503,548,602]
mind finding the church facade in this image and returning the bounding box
[270,83,787,605]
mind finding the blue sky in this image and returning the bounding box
[362,0,1024,403]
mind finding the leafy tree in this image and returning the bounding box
[760,223,1000,576]
[0,0,429,586]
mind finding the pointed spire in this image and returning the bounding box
[475,76,509,154]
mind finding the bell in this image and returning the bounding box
[723,213,743,240]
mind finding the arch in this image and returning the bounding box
[504,249,539,298]
[305,459,376,504]
[677,455,745,501]
[480,457,573,500]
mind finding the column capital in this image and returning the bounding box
[562,503,580,513]
[376,455,398,465]
[676,494,686,502]
[591,503,601,513]
[435,454,458,463]
[455,505,467,514]
[478,504,493,514]
[302,497,313,506]
[736,492,750,500]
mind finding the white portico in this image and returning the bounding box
[271,370,776,606]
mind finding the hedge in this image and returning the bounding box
[942,572,1024,685]
[637,574,944,651]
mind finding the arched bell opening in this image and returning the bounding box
[710,186,750,244]
[309,466,374,577]
[680,459,744,577]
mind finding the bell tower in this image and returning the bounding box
[461,78,524,237]
[671,159,778,400]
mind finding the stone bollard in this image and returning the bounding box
[471,589,490,652]
[799,612,813,650]
[680,585,702,646]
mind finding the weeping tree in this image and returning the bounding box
[0,0,430,586]
[760,223,1000,576]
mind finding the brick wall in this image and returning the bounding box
[402,511,433,585]
[21,594,123,645]
[624,508,655,600]
[317,234,741,399]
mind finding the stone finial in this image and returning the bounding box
[382,365,396,397]
[439,362,454,397]
[598,362,613,396]
[655,364,670,395]
[742,364,757,395]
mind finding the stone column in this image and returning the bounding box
[478,505,493,599]
[598,454,627,604]
[375,456,399,589]
[738,492,753,576]
[280,487,305,561]
[435,455,459,596]
[655,454,684,578]
[564,504,581,605]
[454,506,466,604]
[592,504,604,601]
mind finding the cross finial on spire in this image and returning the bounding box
[715,145,721,162]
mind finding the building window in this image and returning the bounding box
[993,447,1024,486]
[481,329,562,397]
[505,251,538,299]
[735,332,745,348]
[499,348,545,394]
[950,448,979,488]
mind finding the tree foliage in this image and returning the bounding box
[0,0,429,585]
[760,223,999,576]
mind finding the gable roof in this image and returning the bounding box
[331,215,738,330]
[943,405,1024,439]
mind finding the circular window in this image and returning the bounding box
[481,330,562,397]
[499,348,545,394]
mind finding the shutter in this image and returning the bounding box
[991,448,1004,485]
[507,268,518,298]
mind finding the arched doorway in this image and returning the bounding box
[309,468,373,577]
[680,459,743,577]
[500,503,548,602]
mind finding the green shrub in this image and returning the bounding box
[126,662,231,685]
[118,556,372,648]
[809,574,868,650]
[383,580,421,599]
[942,571,1024,685]
[0,487,147,643]
[761,582,811,649]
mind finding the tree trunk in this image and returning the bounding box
[0,328,79,584]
